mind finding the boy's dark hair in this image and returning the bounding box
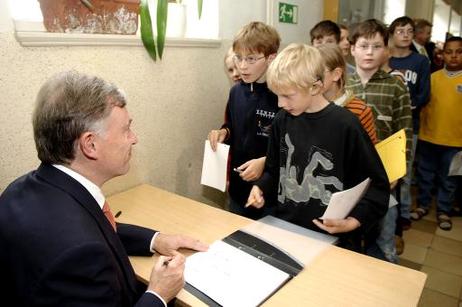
[310,20,341,44]
[443,36,462,50]
[414,18,432,32]
[349,19,388,46]
[233,21,280,56]
[389,16,415,35]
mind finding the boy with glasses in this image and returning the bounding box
[246,44,389,253]
[346,19,413,263]
[388,16,431,229]
[207,22,280,219]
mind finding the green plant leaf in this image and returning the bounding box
[140,0,157,61]
[198,0,203,19]
[157,0,168,59]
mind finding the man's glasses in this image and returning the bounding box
[233,55,266,65]
[395,29,414,36]
[355,44,384,51]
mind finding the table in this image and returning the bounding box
[108,184,426,307]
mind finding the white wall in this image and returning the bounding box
[219,0,268,40]
[267,0,323,45]
[219,0,322,45]
[0,0,322,206]
[0,1,13,32]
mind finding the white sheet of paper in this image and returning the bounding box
[449,151,462,176]
[320,178,371,220]
[389,194,398,208]
[185,240,290,307]
[200,140,230,192]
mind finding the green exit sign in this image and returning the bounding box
[279,2,298,24]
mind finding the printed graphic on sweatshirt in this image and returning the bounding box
[397,68,418,85]
[278,134,343,206]
[256,109,276,137]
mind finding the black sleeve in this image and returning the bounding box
[117,223,156,256]
[345,122,390,233]
[135,292,165,307]
[33,242,163,307]
[255,112,281,201]
[220,92,233,144]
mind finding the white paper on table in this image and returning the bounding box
[185,240,290,307]
[200,140,230,192]
[449,151,462,176]
[320,178,371,220]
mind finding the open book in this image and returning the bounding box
[184,230,301,306]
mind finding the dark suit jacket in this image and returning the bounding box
[411,41,440,72]
[0,164,164,307]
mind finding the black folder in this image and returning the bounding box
[184,215,338,306]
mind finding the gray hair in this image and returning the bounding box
[33,70,127,164]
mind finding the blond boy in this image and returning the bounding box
[247,44,389,252]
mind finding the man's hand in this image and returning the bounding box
[312,217,360,234]
[148,251,185,303]
[154,234,208,256]
[246,185,265,208]
[237,157,266,182]
[207,129,227,152]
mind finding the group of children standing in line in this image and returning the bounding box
[212,17,462,263]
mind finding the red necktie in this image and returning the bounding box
[103,201,117,232]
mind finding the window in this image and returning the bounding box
[433,0,461,42]
[8,0,219,46]
[383,0,405,26]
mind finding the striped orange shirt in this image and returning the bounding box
[345,96,378,144]
[334,92,378,144]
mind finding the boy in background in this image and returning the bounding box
[389,16,431,229]
[415,36,462,230]
[339,24,356,75]
[247,44,389,252]
[318,44,377,143]
[310,20,340,47]
[310,20,355,75]
[224,47,241,85]
[346,19,413,263]
[207,22,280,219]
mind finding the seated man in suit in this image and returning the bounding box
[0,70,208,306]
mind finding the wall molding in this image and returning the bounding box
[15,31,222,48]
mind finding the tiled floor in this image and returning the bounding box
[398,201,462,306]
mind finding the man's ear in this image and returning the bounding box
[78,131,98,160]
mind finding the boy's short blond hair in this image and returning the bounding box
[224,46,234,63]
[233,21,280,56]
[267,43,325,94]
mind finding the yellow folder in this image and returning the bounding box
[375,129,407,183]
